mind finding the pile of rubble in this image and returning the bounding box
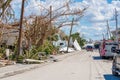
[0,60,16,67]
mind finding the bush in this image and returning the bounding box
[0,47,5,53]
[37,40,57,55]
[0,47,6,59]
[9,40,59,62]
[12,46,39,63]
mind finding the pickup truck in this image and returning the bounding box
[112,49,120,76]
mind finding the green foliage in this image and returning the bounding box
[24,47,39,59]
[15,46,39,63]
[47,34,59,41]
[16,55,24,63]
[37,40,56,55]
[71,32,86,47]
[110,36,115,40]
[52,35,59,41]
[0,47,5,59]
[9,42,18,61]
[0,53,3,59]
[9,40,58,63]
[79,38,86,47]
[9,53,16,61]
[0,47,5,54]
[62,35,69,40]
[17,40,57,62]
[71,32,80,40]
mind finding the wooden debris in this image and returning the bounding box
[23,59,45,64]
[0,60,16,66]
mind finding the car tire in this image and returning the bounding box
[112,70,118,76]
[101,56,105,59]
[112,61,118,76]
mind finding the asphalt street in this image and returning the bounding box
[1,50,120,80]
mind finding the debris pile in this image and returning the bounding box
[0,60,16,67]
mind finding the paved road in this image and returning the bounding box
[1,50,120,80]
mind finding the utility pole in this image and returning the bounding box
[102,33,105,40]
[17,0,25,60]
[49,5,52,42]
[67,18,74,53]
[115,8,118,43]
[50,6,52,27]
[106,20,111,39]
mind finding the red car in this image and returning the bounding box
[86,46,93,51]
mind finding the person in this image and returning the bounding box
[5,48,10,60]
[22,39,28,54]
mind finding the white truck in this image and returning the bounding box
[99,41,118,58]
[104,42,118,58]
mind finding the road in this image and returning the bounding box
[1,50,120,80]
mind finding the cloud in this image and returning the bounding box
[11,0,120,40]
[79,0,120,40]
[11,0,22,18]
[83,0,113,21]
[11,0,87,17]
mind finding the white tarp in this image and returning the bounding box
[53,40,67,47]
[59,47,75,52]
[73,39,81,51]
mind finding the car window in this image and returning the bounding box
[86,46,92,48]
[105,43,118,45]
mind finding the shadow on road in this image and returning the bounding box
[93,56,102,60]
[93,56,113,61]
[104,74,120,80]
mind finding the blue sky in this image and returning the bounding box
[75,0,112,3]
[107,0,112,3]
[11,0,120,41]
[70,0,120,41]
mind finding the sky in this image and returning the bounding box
[11,0,120,41]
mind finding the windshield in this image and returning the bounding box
[86,46,93,48]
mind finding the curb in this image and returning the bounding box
[0,63,49,79]
[0,51,80,79]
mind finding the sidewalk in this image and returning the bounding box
[0,51,80,79]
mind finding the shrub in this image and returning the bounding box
[37,40,57,55]
[0,47,6,59]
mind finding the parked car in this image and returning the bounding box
[86,46,93,51]
[112,49,120,76]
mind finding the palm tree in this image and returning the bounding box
[71,32,86,47]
